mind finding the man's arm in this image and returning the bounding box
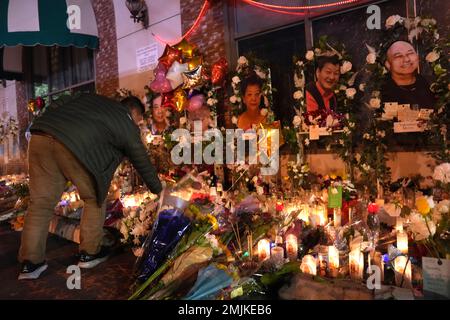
[122,121,162,195]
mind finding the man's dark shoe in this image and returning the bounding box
[18,260,48,280]
[78,246,110,269]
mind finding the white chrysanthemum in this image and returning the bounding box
[433,163,450,183]
[385,15,402,28]
[409,212,436,241]
[229,95,238,104]
[232,76,241,84]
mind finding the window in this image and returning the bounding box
[30,46,95,103]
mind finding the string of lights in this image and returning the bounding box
[240,0,362,11]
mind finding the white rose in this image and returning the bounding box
[421,18,436,27]
[409,212,436,241]
[305,50,314,61]
[304,138,310,146]
[293,90,303,100]
[292,115,302,128]
[237,56,248,66]
[425,51,440,63]
[369,98,381,109]
[229,95,237,104]
[340,61,352,74]
[207,98,215,106]
[179,117,187,125]
[345,88,357,99]
[260,108,268,116]
[232,76,241,84]
[366,52,376,64]
[232,116,238,125]
[386,15,402,29]
[339,85,347,91]
[363,133,371,140]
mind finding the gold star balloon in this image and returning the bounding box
[186,55,203,71]
[182,65,204,89]
[158,44,183,69]
[172,88,189,113]
[173,39,197,59]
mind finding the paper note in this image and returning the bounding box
[382,102,399,120]
[422,257,450,298]
[394,121,426,133]
[418,109,433,120]
[136,44,158,73]
[309,125,320,140]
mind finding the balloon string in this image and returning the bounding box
[152,0,210,46]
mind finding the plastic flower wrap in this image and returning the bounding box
[184,264,233,300]
[135,208,191,283]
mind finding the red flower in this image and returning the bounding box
[368,203,379,214]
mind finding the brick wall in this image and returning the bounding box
[92,0,119,98]
[180,0,227,67]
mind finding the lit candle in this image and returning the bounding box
[271,246,285,265]
[395,217,403,232]
[315,205,327,226]
[257,239,271,262]
[300,255,317,276]
[298,204,310,223]
[318,252,327,277]
[328,246,339,278]
[348,207,353,225]
[333,208,341,228]
[285,234,298,261]
[349,249,364,281]
[394,256,412,288]
[397,230,408,254]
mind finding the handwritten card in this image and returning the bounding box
[418,109,434,120]
[394,121,426,133]
[382,102,398,120]
[309,125,320,140]
[398,109,419,122]
[422,257,450,298]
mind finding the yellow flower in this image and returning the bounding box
[416,196,430,216]
[207,214,219,231]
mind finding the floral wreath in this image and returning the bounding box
[290,36,359,180]
[0,112,19,143]
[357,14,449,195]
[229,55,275,126]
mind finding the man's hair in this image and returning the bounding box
[240,72,263,95]
[316,55,340,71]
[121,96,145,114]
[385,40,415,62]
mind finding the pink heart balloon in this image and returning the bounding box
[149,62,172,93]
[187,94,205,112]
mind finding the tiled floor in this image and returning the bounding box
[0,223,135,300]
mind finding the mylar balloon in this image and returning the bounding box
[166,61,189,90]
[161,92,175,110]
[211,58,228,85]
[174,39,197,60]
[186,55,203,71]
[150,62,172,93]
[187,94,205,112]
[182,65,203,89]
[158,45,182,69]
[172,88,189,113]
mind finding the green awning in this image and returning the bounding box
[0,0,99,49]
[0,0,99,79]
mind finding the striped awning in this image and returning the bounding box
[0,0,99,80]
[0,0,99,48]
